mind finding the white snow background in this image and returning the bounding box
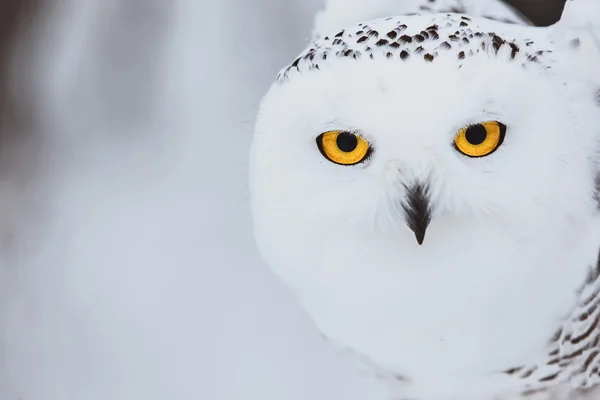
[0,1,388,399]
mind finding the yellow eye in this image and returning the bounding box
[454,121,506,158]
[316,130,372,165]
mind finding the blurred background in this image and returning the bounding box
[0,1,568,399]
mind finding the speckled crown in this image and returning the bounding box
[277,13,553,83]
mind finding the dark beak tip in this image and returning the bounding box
[415,232,425,246]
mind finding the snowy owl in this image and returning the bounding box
[249,0,600,399]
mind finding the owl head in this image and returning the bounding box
[249,6,600,285]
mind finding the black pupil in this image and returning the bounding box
[336,132,358,152]
[464,124,487,145]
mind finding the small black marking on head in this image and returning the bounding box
[504,366,524,375]
[509,42,520,59]
[570,38,581,48]
[570,314,600,345]
[522,389,549,397]
[538,371,561,382]
[520,368,537,379]
[547,357,560,365]
[492,35,505,52]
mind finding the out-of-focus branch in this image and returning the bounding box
[0,0,41,135]
[504,0,565,26]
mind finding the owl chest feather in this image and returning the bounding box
[291,218,600,400]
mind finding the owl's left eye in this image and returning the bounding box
[454,121,506,158]
[316,130,372,165]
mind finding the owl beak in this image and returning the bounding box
[402,182,432,245]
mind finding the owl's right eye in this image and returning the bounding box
[316,130,372,166]
[454,121,506,158]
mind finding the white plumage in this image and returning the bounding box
[249,1,600,399]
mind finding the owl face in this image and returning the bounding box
[249,15,600,281]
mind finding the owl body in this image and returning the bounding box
[250,1,600,399]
